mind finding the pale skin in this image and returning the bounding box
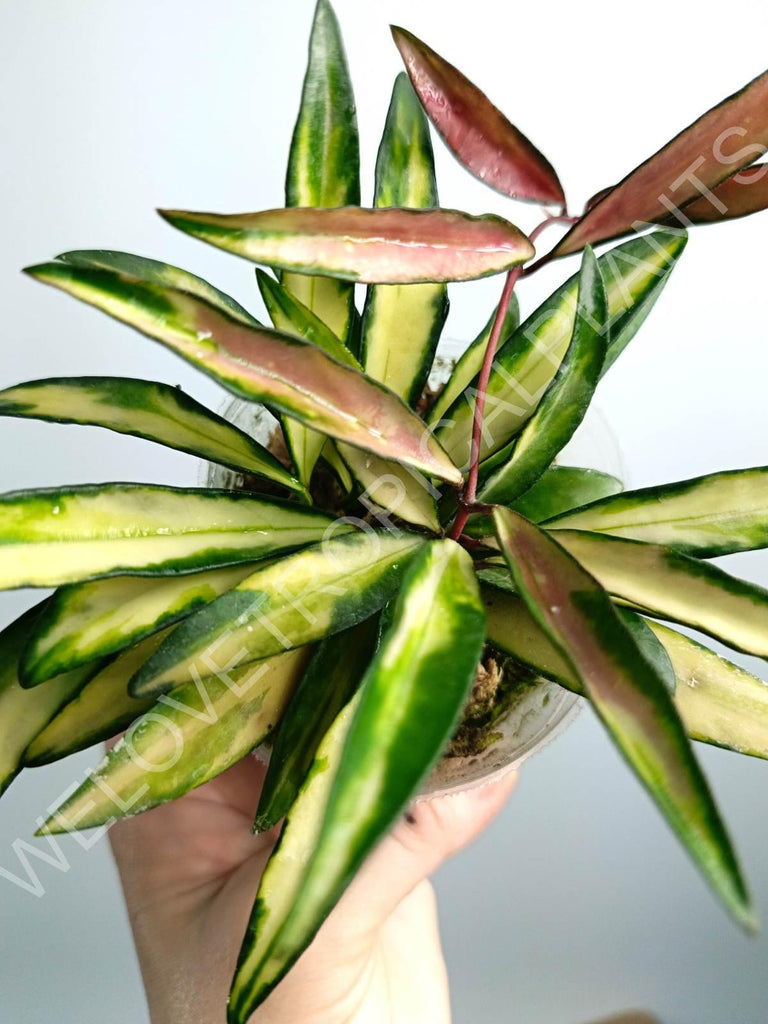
[109,753,518,1024]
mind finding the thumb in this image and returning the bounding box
[333,767,518,936]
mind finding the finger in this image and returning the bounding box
[328,767,518,938]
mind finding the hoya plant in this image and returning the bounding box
[3,1,768,1018]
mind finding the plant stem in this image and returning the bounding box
[449,210,578,544]
[449,266,520,541]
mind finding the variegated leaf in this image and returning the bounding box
[159,206,535,284]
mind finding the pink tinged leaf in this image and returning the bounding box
[492,508,754,930]
[24,262,463,486]
[159,207,534,284]
[666,162,768,224]
[391,27,564,207]
[555,68,768,256]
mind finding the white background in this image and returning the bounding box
[2,1,768,1021]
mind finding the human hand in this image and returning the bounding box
[109,753,517,1024]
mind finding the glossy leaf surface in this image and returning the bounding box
[257,273,441,529]
[22,564,255,685]
[426,297,520,428]
[283,0,359,344]
[547,467,768,557]
[0,605,100,796]
[650,621,768,759]
[257,269,354,486]
[493,508,753,929]
[131,531,425,696]
[391,27,564,205]
[229,539,485,1017]
[437,231,686,466]
[56,249,259,324]
[0,376,304,497]
[665,163,768,225]
[40,648,311,834]
[557,531,768,658]
[360,73,449,405]
[0,484,335,590]
[26,261,462,484]
[159,206,535,284]
[22,631,167,766]
[254,618,378,832]
[553,70,768,256]
[479,248,607,504]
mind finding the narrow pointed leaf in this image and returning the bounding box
[0,376,305,497]
[229,540,485,1017]
[39,647,311,835]
[283,0,359,344]
[0,484,338,590]
[663,163,768,225]
[553,70,768,257]
[257,271,441,529]
[484,584,675,694]
[426,298,520,428]
[547,467,768,557]
[649,621,768,759]
[131,531,425,697]
[391,26,563,206]
[463,466,623,539]
[21,564,256,686]
[556,531,768,659]
[159,207,535,284]
[0,605,102,797]
[254,618,378,833]
[56,249,259,325]
[493,508,753,929]
[336,445,440,532]
[504,466,623,523]
[360,74,449,406]
[257,269,354,486]
[22,631,168,766]
[480,248,608,504]
[485,584,763,754]
[437,230,686,466]
[25,261,462,483]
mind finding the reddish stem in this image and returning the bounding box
[449,266,521,541]
[449,210,580,545]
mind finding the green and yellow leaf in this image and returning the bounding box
[229,539,485,1018]
[0,376,305,497]
[39,647,311,834]
[130,531,425,697]
[56,249,259,325]
[360,73,449,406]
[283,0,360,345]
[425,298,520,428]
[254,618,378,833]
[649,621,768,759]
[437,230,686,467]
[493,508,753,929]
[556,531,768,659]
[257,272,440,529]
[547,467,768,557]
[479,248,607,504]
[21,564,256,685]
[0,605,102,796]
[257,269,355,486]
[22,631,168,766]
[0,484,337,590]
[26,260,462,484]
